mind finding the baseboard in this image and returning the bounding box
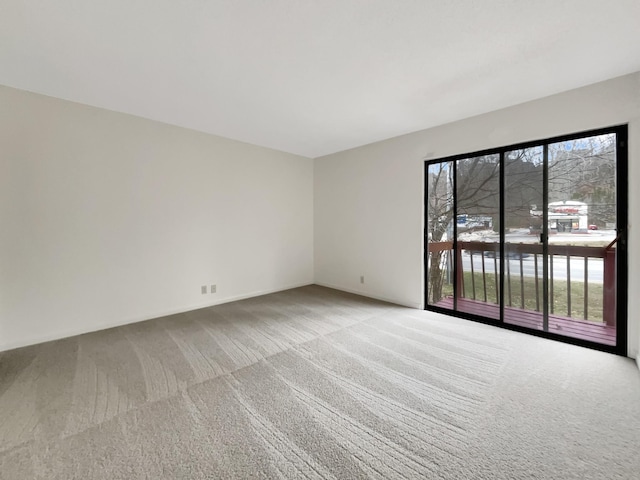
[314,282,422,309]
[0,281,314,353]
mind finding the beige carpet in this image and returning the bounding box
[1,285,639,479]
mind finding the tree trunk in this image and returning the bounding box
[427,250,445,305]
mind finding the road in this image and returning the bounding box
[461,253,604,284]
[454,229,614,284]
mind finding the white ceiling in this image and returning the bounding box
[2,1,640,158]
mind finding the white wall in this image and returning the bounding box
[0,86,314,351]
[315,72,640,358]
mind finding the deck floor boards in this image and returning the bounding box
[434,297,616,346]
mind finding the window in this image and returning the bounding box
[424,125,627,354]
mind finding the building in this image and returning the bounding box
[548,200,589,232]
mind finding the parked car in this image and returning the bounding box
[588,224,598,230]
[484,250,530,259]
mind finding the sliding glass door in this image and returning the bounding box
[424,126,627,354]
[503,146,545,331]
[544,132,621,345]
[455,154,501,320]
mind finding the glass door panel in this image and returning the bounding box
[426,161,454,309]
[503,146,545,330]
[456,154,500,319]
[547,134,617,346]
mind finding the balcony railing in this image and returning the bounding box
[427,240,616,328]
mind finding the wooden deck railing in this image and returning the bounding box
[427,240,616,326]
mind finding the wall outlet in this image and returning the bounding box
[211,284,216,294]
[360,275,364,284]
[201,285,207,294]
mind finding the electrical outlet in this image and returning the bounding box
[360,275,365,284]
[201,285,207,294]
[211,284,216,294]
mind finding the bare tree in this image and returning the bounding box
[425,134,618,306]
[426,155,500,305]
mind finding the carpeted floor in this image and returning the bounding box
[1,285,639,479]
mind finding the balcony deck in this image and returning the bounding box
[435,297,616,346]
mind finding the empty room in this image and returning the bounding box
[2,1,640,478]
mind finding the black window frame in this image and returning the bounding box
[423,124,628,356]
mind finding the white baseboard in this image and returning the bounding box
[314,282,422,309]
[0,281,314,353]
